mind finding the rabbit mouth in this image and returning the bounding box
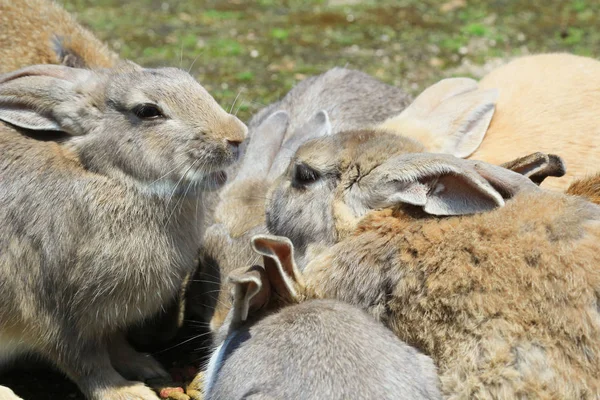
[198,170,228,191]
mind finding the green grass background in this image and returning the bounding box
[63,0,600,122]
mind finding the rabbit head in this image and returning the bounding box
[190,109,332,332]
[266,129,541,265]
[0,63,247,193]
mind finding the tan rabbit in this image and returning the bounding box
[264,128,600,398]
[377,53,600,191]
[202,235,442,400]
[0,63,246,400]
[0,0,118,72]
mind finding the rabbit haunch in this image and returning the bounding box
[266,129,600,398]
[377,53,600,190]
[0,63,246,400]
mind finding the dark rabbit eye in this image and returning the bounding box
[133,103,163,119]
[293,163,321,187]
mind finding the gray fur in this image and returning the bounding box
[0,63,246,400]
[204,238,442,400]
[193,68,412,331]
[247,67,412,139]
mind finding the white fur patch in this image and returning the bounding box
[203,331,239,396]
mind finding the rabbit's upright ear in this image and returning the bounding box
[379,78,498,158]
[236,110,289,181]
[352,153,539,216]
[500,152,566,185]
[228,265,271,324]
[0,64,96,133]
[268,110,332,180]
[251,234,304,302]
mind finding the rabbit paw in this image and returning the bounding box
[0,386,23,400]
[96,382,159,400]
[185,371,205,400]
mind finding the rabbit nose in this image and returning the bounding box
[227,139,242,160]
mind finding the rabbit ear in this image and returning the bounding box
[379,78,498,158]
[235,110,289,181]
[228,265,271,324]
[500,152,566,185]
[0,64,95,133]
[352,153,538,216]
[251,234,304,301]
[268,110,332,180]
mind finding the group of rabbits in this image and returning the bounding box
[1,1,600,399]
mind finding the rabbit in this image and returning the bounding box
[0,0,118,73]
[264,128,600,398]
[200,234,442,400]
[0,62,247,400]
[376,53,600,191]
[191,66,414,332]
[192,109,333,335]
[247,67,413,143]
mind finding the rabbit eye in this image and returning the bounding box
[133,103,163,120]
[293,163,321,187]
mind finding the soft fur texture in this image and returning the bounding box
[266,129,600,398]
[203,238,441,400]
[567,173,600,206]
[378,53,600,191]
[0,0,118,73]
[193,68,414,332]
[0,63,246,400]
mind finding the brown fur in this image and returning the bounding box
[266,129,600,398]
[0,0,118,73]
[567,173,600,205]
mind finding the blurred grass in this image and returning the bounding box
[62,0,599,121]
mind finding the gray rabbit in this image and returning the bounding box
[0,63,246,399]
[202,235,442,400]
[192,67,414,331]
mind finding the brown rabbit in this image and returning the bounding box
[0,63,246,400]
[264,129,600,398]
[0,0,118,72]
[202,235,442,400]
[377,53,600,191]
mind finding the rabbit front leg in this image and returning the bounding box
[52,340,159,400]
[108,332,169,382]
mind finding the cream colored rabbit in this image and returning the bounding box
[377,53,600,191]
